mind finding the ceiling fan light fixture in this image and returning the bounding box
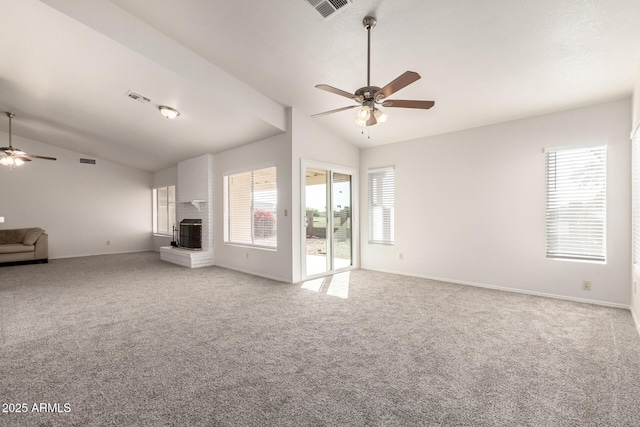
[159,106,180,119]
[0,155,21,168]
[357,105,371,121]
[374,109,388,123]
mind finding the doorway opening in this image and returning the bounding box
[303,163,356,279]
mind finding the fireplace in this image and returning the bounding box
[179,219,202,250]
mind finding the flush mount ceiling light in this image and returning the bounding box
[159,106,180,119]
[1,112,57,171]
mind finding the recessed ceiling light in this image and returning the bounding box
[159,106,180,119]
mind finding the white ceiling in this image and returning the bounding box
[1,0,639,172]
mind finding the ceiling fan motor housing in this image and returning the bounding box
[355,86,380,102]
[363,16,377,30]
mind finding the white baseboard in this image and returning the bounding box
[631,305,640,337]
[213,263,290,283]
[362,267,630,310]
[50,249,153,260]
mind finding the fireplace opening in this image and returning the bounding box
[179,219,202,250]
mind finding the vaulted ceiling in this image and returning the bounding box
[1,0,639,171]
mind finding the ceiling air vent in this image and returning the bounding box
[125,90,151,104]
[305,0,352,19]
[80,158,96,165]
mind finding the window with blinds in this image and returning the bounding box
[368,166,395,245]
[545,145,606,262]
[224,167,277,248]
[152,185,175,236]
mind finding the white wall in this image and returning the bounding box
[213,128,293,282]
[0,133,153,258]
[360,99,631,307]
[632,64,640,332]
[153,165,177,189]
[152,165,178,250]
[291,108,360,283]
[634,62,640,132]
[632,266,640,334]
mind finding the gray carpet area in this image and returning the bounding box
[0,252,639,426]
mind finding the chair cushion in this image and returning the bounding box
[23,228,44,245]
[0,243,34,254]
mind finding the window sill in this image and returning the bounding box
[153,234,173,238]
[546,256,606,265]
[224,242,277,252]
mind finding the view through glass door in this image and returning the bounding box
[304,166,353,278]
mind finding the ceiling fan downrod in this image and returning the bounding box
[7,112,14,148]
[363,16,376,87]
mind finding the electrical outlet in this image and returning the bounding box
[582,280,591,291]
[399,253,404,260]
[246,252,249,260]
[106,240,111,246]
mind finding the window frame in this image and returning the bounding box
[368,166,395,245]
[223,166,278,250]
[152,185,176,237]
[544,145,606,263]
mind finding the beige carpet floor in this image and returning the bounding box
[1,252,639,426]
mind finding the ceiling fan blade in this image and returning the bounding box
[17,156,32,162]
[382,100,435,109]
[312,105,359,118]
[315,84,358,101]
[22,154,57,161]
[375,71,421,100]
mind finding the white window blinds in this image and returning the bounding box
[368,167,395,244]
[545,145,606,262]
[224,167,277,248]
[152,185,175,236]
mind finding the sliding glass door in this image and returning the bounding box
[332,172,352,271]
[304,164,354,278]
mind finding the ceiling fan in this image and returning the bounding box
[1,112,56,170]
[312,16,435,127]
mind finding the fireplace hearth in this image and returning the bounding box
[179,219,202,250]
